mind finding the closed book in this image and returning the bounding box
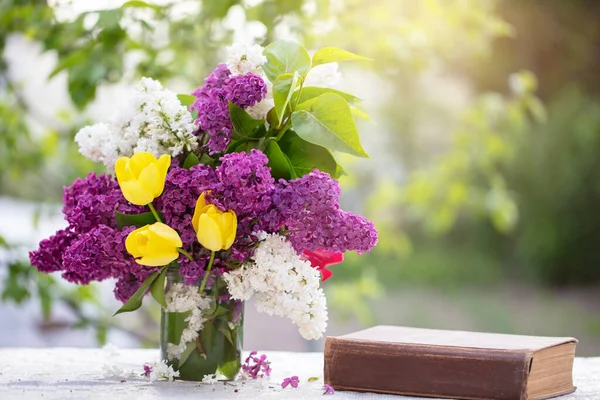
[324,326,577,400]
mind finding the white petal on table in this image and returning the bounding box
[0,349,598,399]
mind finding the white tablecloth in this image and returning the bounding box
[0,349,598,399]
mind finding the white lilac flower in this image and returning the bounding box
[148,360,180,382]
[222,232,328,340]
[164,283,212,360]
[102,363,138,378]
[245,97,274,121]
[304,62,343,88]
[225,43,267,76]
[74,77,198,171]
[102,363,124,378]
[201,374,219,384]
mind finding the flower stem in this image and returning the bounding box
[274,122,290,141]
[199,251,216,293]
[177,248,194,262]
[148,202,162,223]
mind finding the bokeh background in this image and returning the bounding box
[1,0,600,355]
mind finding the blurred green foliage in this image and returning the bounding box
[1,0,600,343]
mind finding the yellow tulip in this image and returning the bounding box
[192,192,237,251]
[125,222,182,266]
[115,152,171,206]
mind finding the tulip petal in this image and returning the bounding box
[191,192,208,233]
[222,210,237,250]
[137,162,161,197]
[136,250,179,267]
[149,222,183,248]
[120,180,155,206]
[115,157,135,185]
[197,213,224,251]
[128,152,158,177]
[319,267,333,282]
[125,228,147,258]
[157,154,171,187]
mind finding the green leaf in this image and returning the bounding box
[177,94,196,108]
[49,51,88,79]
[113,270,160,316]
[165,311,191,345]
[283,153,298,179]
[262,40,311,82]
[229,102,264,137]
[217,322,234,346]
[207,304,230,319]
[150,266,169,308]
[115,211,160,229]
[178,341,197,368]
[298,87,360,105]
[308,377,319,382]
[334,161,346,177]
[312,47,371,67]
[279,131,341,178]
[182,152,200,169]
[291,93,369,158]
[265,140,293,180]
[273,72,302,122]
[267,107,280,128]
[350,106,371,120]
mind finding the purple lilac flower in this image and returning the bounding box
[222,74,267,109]
[61,225,155,285]
[114,273,143,303]
[192,87,231,154]
[242,350,271,379]
[211,150,275,261]
[213,150,275,215]
[271,170,378,254]
[193,63,230,94]
[62,173,139,234]
[29,228,77,273]
[191,65,267,154]
[143,364,152,377]
[281,376,299,388]
[155,164,217,249]
[323,384,335,395]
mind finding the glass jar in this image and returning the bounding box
[160,268,243,381]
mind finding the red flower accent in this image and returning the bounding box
[301,249,344,282]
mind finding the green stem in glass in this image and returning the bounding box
[199,251,216,293]
[148,202,162,223]
[177,248,194,262]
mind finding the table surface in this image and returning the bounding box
[0,348,598,399]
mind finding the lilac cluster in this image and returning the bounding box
[242,350,271,379]
[63,173,140,234]
[222,74,267,109]
[191,64,267,154]
[29,228,77,273]
[30,173,152,302]
[271,170,378,254]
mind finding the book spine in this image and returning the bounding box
[324,337,532,400]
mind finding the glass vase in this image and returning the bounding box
[160,268,243,381]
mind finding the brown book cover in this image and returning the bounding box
[324,326,578,400]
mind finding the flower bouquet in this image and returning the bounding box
[30,41,378,381]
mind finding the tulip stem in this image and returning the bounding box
[177,248,194,262]
[199,251,216,293]
[148,202,162,223]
